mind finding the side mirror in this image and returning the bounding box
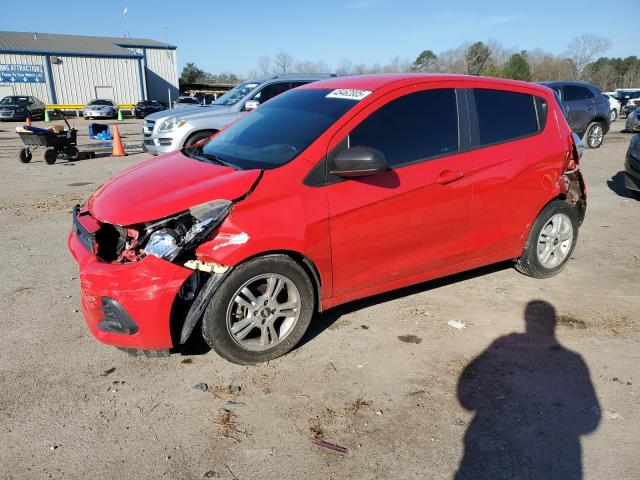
[244,100,260,111]
[331,146,387,178]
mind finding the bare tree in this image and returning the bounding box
[245,68,259,80]
[257,55,271,77]
[352,63,368,75]
[294,60,329,74]
[336,57,353,76]
[274,51,293,75]
[567,34,611,79]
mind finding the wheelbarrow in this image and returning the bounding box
[18,110,78,165]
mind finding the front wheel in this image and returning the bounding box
[584,121,605,148]
[184,130,216,148]
[610,109,618,123]
[19,148,32,163]
[43,148,57,165]
[515,200,578,279]
[201,255,314,364]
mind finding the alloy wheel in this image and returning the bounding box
[537,213,573,269]
[226,273,301,351]
[587,124,603,148]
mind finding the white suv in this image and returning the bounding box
[142,75,333,156]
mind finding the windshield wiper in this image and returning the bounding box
[183,145,238,170]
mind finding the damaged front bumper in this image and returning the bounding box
[68,230,193,350]
[68,209,195,351]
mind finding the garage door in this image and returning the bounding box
[0,85,14,100]
[95,86,114,100]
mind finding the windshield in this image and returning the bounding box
[194,89,360,170]
[88,100,113,106]
[138,100,160,106]
[212,82,260,106]
[1,96,29,105]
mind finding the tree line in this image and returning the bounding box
[180,35,639,92]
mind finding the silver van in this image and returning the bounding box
[142,74,334,155]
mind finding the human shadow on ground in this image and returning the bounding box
[454,300,601,480]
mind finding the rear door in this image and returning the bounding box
[467,86,556,259]
[325,84,474,297]
[562,85,596,132]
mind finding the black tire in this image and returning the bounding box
[19,148,32,163]
[515,200,579,279]
[583,121,605,149]
[65,145,79,161]
[184,130,216,148]
[202,254,315,364]
[43,148,57,165]
[610,109,618,123]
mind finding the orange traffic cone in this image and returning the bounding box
[26,116,32,127]
[112,125,126,157]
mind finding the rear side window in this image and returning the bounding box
[349,88,459,168]
[473,89,539,146]
[563,85,594,102]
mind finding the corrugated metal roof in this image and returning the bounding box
[0,31,176,57]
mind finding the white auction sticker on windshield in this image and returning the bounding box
[326,89,372,101]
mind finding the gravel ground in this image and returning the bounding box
[0,117,638,479]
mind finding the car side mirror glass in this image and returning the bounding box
[331,146,387,178]
[244,100,260,111]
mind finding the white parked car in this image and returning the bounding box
[603,93,621,122]
[83,99,117,119]
[174,96,202,109]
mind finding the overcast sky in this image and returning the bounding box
[2,0,638,74]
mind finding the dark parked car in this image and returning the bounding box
[0,95,46,121]
[624,134,640,196]
[539,81,610,148]
[134,100,164,118]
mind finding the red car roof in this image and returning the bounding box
[301,73,549,95]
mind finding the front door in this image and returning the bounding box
[325,85,473,298]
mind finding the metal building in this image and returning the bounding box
[0,31,178,105]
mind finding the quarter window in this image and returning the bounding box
[473,89,539,146]
[563,85,595,102]
[348,88,459,168]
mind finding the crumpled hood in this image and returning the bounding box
[145,104,232,122]
[87,150,260,225]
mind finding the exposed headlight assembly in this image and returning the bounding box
[157,117,186,133]
[143,199,232,261]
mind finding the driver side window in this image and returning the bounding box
[347,88,459,168]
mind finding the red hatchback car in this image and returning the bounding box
[69,74,586,364]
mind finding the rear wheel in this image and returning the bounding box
[515,200,578,278]
[65,145,79,161]
[202,255,314,364]
[184,130,216,148]
[19,148,32,163]
[583,121,604,148]
[43,148,57,165]
[610,109,618,123]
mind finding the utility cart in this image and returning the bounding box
[18,110,79,165]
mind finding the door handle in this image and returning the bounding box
[435,170,465,185]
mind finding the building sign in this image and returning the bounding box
[0,64,45,83]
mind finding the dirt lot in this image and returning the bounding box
[0,117,638,479]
